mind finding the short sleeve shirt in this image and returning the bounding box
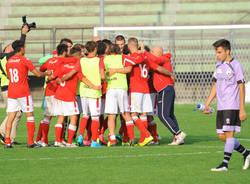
[213,59,245,110]
[7,55,35,98]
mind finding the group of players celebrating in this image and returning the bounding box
[1,26,250,172]
[0,25,186,149]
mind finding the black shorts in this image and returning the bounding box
[216,110,241,134]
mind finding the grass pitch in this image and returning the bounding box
[0,104,250,184]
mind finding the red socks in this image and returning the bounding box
[91,119,100,141]
[55,124,63,143]
[125,121,134,141]
[79,116,88,136]
[100,116,108,134]
[148,120,158,142]
[35,122,43,142]
[68,125,76,144]
[27,117,35,145]
[133,116,150,143]
[42,123,50,144]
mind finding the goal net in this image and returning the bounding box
[94,25,250,104]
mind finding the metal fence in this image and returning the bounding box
[0,27,93,65]
[94,25,250,104]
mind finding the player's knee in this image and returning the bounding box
[91,116,99,121]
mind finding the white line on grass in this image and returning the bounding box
[0,151,222,162]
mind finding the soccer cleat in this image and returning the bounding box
[4,143,13,148]
[99,134,107,145]
[90,141,104,148]
[83,140,92,146]
[116,134,123,142]
[54,141,65,147]
[147,141,159,146]
[243,153,250,170]
[122,142,130,146]
[175,132,186,145]
[27,142,42,148]
[62,140,67,146]
[66,143,78,148]
[129,140,136,147]
[211,163,228,172]
[139,136,153,147]
[168,137,184,146]
[12,141,22,145]
[107,141,118,147]
[0,134,5,145]
[34,141,42,147]
[41,142,49,147]
[77,135,84,146]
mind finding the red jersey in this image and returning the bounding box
[51,50,57,55]
[7,55,36,98]
[123,53,150,93]
[40,57,63,96]
[145,51,174,92]
[54,57,81,102]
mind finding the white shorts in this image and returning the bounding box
[130,93,153,113]
[148,93,158,116]
[54,99,79,116]
[76,95,83,113]
[105,89,129,114]
[81,97,101,116]
[7,95,34,113]
[43,96,56,116]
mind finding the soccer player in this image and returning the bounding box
[74,41,105,147]
[115,35,125,53]
[110,38,154,146]
[37,38,74,144]
[204,39,250,171]
[47,44,81,147]
[0,25,29,145]
[4,40,49,148]
[104,44,135,146]
[114,35,128,143]
[144,46,186,146]
[35,44,69,147]
[57,42,103,147]
[38,38,73,65]
[97,40,108,145]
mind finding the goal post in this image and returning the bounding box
[93,25,250,104]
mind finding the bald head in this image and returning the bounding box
[152,46,163,57]
[93,37,101,42]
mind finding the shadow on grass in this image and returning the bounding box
[157,135,219,145]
